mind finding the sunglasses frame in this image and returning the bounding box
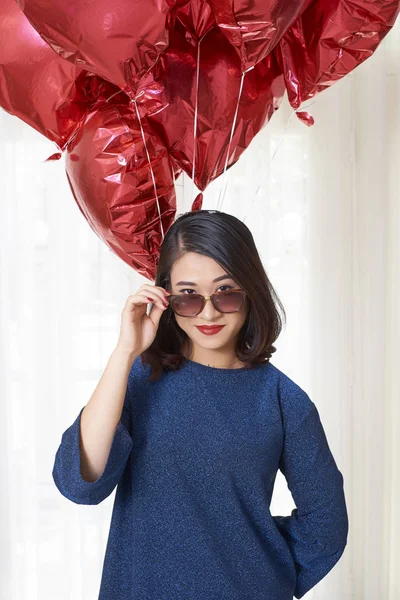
[166,288,247,317]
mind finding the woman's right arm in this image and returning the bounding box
[52,348,138,506]
[79,347,137,483]
[52,284,170,505]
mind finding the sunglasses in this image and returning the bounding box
[166,288,246,317]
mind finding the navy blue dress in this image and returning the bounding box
[52,355,348,599]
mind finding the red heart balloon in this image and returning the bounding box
[0,0,84,148]
[18,0,173,95]
[275,0,400,111]
[65,104,179,280]
[137,23,285,191]
[209,0,313,71]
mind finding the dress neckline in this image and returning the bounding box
[183,357,269,374]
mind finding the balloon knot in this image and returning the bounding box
[192,193,203,211]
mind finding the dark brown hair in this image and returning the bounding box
[141,209,286,381]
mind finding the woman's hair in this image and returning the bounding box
[141,209,286,382]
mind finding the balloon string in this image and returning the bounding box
[216,71,246,212]
[131,98,165,240]
[242,99,316,225]
[191,37,202,203]
[105,89,124,104]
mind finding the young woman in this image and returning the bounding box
[53,209,348,600]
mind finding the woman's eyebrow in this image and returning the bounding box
[175,274,234,286]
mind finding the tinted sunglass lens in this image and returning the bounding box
[214,291,243,312]
[172,295,203,316]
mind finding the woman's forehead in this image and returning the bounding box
[170,253,234,285]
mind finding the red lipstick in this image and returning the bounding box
[195,325,225,335]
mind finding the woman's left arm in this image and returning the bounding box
[272,380,349,599]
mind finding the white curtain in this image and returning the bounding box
[1,17,399,600]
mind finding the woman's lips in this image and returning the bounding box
[195,325,225,335]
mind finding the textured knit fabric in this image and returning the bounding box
[52,355,349,600]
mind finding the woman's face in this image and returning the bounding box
[169,252,249,357]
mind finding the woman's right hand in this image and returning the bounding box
[116,284,171,357]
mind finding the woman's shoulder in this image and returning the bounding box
[268,363,315,417]
[269,362,306,391]
[273,366,318,426]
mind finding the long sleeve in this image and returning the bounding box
[272,381,349,599]
[52,367,134,506]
